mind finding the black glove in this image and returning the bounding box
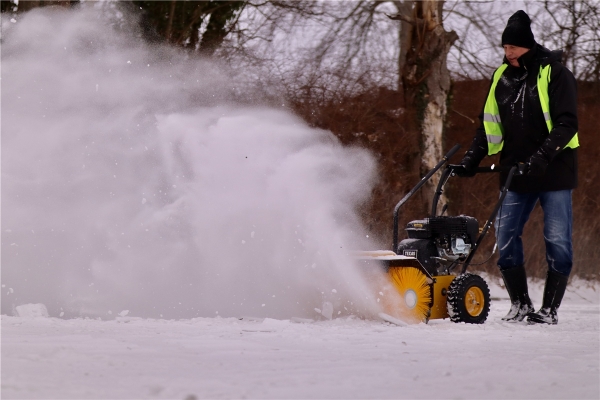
[527,148,550,177]
[516,162,529,175]
[454,155,477,177]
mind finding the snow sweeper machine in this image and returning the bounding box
[359,144,525,324]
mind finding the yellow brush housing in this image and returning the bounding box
[429,275,455,319]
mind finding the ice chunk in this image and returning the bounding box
[118,310,129,317]
[320,302,333,320]
[262,318,290,328]
[15,303,49,318]
[378,312,408,327]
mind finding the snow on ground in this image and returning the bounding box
[2,278,598,400]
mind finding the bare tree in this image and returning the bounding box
[128,1,246,56]
[539,0,600,82]
[388,2,457,211]
[222,2,400,101]
[0,0,78,13]
[0,0,247,56]
[444,1,600,83]
[224,1,458,213]
[443,1,507,80]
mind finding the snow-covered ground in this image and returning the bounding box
[2,278,598,400]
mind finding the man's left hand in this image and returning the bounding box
[527,149,549,177]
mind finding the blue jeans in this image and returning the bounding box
[494,190,573,276]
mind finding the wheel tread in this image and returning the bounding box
[446,273,490,324]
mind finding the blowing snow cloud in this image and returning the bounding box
[1,8,386,319]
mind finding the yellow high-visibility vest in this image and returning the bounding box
[483,63,579,155]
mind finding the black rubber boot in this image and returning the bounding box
[527,270,569,325]
[500,265,534,322]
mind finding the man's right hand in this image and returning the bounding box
[452,165,475,177]
[453,156,477,177]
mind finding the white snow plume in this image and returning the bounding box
[1,8,389,319]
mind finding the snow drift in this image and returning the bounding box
[1,8,389,319]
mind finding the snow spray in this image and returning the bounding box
[1,8,396,319]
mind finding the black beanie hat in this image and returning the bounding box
[501,10,535,49]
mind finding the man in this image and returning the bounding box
[457,10,579,324]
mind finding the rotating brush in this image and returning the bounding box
[388,266,432,323]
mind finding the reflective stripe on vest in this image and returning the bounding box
[483,63,580,155]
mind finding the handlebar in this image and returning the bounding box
[447,163,529,175]
[391,144,461,252]
[390,147,527,253]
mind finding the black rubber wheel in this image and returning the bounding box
[447,273,490,324]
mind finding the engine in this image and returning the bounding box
[396,215,479,275]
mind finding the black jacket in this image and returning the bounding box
[466,44,578,192]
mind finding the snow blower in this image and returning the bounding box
[358,144,523,324]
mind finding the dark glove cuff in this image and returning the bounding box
[529,150,548,164]
[461,155,477,170]
[537,146,551,161]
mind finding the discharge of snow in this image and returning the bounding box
[1,9,392,319]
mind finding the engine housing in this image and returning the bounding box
[397,215,479,273]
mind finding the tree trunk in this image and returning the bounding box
[394,0,415,93]
[398,0,457,214]
[165,0,177,42]
[199,1,245,56]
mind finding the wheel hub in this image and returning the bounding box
[464,286,484,316]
